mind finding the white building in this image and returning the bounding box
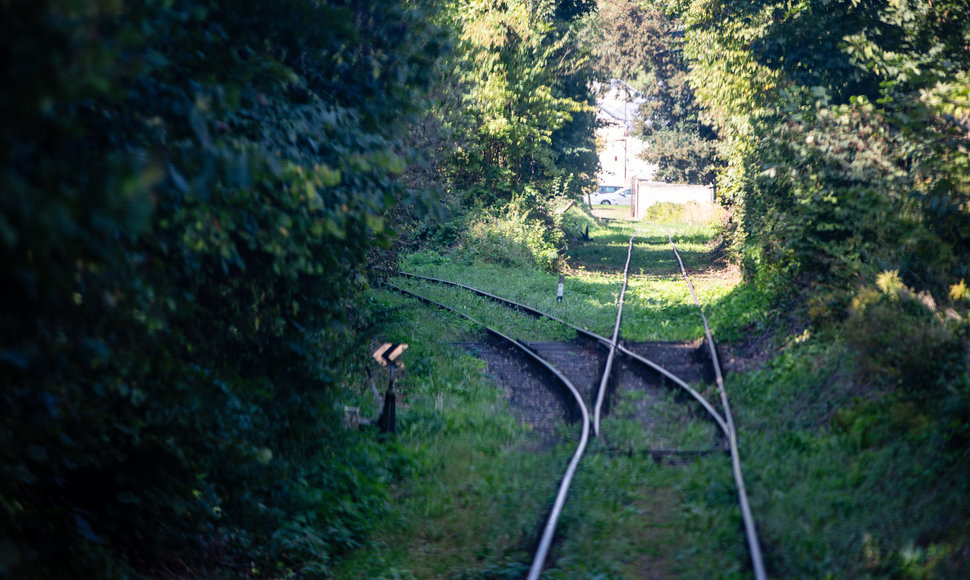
[594,80,656,188]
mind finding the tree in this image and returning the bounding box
[450,0,597,201]
[590,0,717,183]
[1,0,444,575]
[675,0,970,293]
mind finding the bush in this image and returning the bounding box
[559,205,598,240]
[843,272,970,447]
[846,274,967,390]
[459,201,562,271]
[641,126,717,185]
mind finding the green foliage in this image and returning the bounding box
[643,125,717,184]
[400,0,599,277]
[463,208,562,271]
[844,275,970,450]
[672,336,970,578]
[445,0,598,202]
[457,192,566,271]
[668,0,970,568]
[675,0,970,297]
[1,0,444,576]
[559,205,598,240]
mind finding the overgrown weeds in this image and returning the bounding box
[715,334,970,578]
[460,200,562,271]
[333,290,572,577]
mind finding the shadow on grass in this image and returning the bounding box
[590,230,639,245]
[568,242,717,277]
[568,222,719,273]
[567,242,636,273]
[669,231,716,245]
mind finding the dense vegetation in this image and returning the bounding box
[3,0,969,577]
[672,0,970,294]
[669,0,970,446]
[1,0,449,576]
[1,0,597,577]
[406,0,600,270]
[663,0,970,574]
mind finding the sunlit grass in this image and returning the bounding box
[388,276,574,342]
[401,252,626,337]
[589,204,635,220]
[342,209,761,578]
[622,276,736,341]
[401,216,741,342]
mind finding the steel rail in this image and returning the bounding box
[394,271,602,341]
[382,284,589,580]
[393,270,730,437]
[615,343,729,437]
[669,235,767,580]
[592,236,634,436]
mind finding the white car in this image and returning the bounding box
[591,187,631,205]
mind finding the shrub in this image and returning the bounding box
[460,201,561,271]
[843,273,970,447]
[559,205,598,240]
[846,278,966,391]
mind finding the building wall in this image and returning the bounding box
[631,180,714,218]
[595,81,655,187]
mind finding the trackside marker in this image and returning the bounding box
[373,342,407,367]
[557,274,564,303]
[372,343,407,434]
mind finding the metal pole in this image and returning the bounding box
[379,364,396,435]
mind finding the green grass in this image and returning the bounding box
[541,452,685,579]
[336,212,756,578]
[339,209,815,578]
[335,289,576,578]
[589,204,636,221]
[719,339,969,578]
[631,334,970,580]
[339,206,970,579]
[602,388,720,451]
[400,217,739,342]
[401,251,626,337]
[389,276,575,342]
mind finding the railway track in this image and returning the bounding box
[384,235,765,579]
